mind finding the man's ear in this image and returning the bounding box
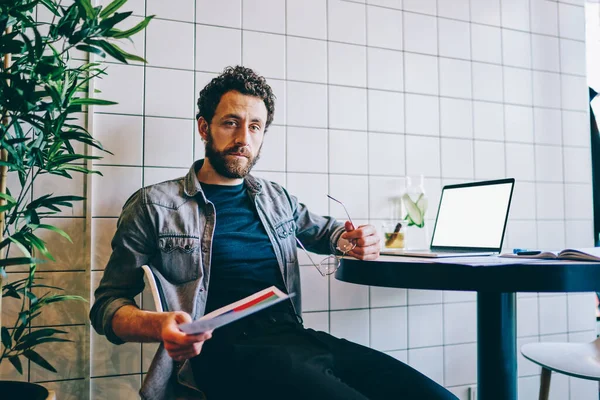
[197,117,209,142]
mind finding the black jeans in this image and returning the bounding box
[192,310,458,400]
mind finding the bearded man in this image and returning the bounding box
[90,66,458,400]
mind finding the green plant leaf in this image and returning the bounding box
[111,15,153,39]
[23,350,57,373]
[27,194,85,211]
[48,153,103,165]
[39,294,87,305]
[14,328,68,350]
[0,38,24,54]
[29,224,73,243]
[22,311,42,330]
[2,284,21,299]
[25,290,39,306]
[33,22,43,59]
[14,323,27,343]
[0,204,15,213]
[118,48,146,63]
[99,0,128,19]
[25,233,54,261]
[98,11,132,31]
[0,192,17,205]
[70,97,118,106]
[75,0,95,19]
[75,44,106,58]
[56,165,102,175]
[8,236,33,258]
[1,326,12,349]
[39,0,61,16]
[8,356,23,375]
[86,39,127,63]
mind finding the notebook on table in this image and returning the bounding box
[381,178,515,258]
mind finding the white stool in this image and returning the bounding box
[521,337,600,400]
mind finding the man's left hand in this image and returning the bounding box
[340,221,380,261]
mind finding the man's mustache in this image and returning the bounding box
[225,147,251,158]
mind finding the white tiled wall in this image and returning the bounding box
[94,0,595,397]
[1,0,596,399]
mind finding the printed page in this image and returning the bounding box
[559,248,600,261]
[178,286,292,335]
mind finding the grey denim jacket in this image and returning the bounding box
[90,160,345,400]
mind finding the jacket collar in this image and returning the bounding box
[183,159,263,199]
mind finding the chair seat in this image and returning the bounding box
[521,338,600,381]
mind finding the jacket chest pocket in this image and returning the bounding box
[273,219,297,263]
[157,236,200,284]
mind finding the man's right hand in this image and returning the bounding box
[161,311,213,362]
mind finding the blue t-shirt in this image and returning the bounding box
[201,182,288,314]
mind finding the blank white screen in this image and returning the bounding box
[431,183,513,249]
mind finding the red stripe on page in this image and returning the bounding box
[232,291,277,312]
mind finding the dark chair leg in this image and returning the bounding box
[539,367,551,400]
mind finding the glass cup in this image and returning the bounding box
[382,220,407,249]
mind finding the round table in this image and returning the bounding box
[336,256,600,400]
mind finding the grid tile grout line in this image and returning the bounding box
[432,0,445,386]
[87,116,591,149]
[400,0,409,370]
[92,87,591,115]
[147,6,587,44]
[102,44,589,80]
[499,0,510,250]
[364,0,372,350]
[140,1,148,190]
[138,0,149,382]
[326,0,332,335]
[555,1,572,396]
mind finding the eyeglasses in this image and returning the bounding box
[295,195,356,277]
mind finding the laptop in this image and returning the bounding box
[381,178,515,258]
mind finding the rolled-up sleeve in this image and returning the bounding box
[89,189,156,345]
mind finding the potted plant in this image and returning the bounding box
[0,0,151,398]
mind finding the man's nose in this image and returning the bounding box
[234,126,252,145]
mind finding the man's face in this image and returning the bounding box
[200,90,268,179]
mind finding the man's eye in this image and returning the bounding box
[224,121,237,126]
[250,125,261,131]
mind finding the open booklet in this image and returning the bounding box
[499,248,600,262]
[178,286,293,335]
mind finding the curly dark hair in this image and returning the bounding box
[196,66,276,130]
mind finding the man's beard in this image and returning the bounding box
[204,128,262,179]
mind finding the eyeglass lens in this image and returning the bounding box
[317,255,340,275]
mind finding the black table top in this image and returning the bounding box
[336,255,600,293]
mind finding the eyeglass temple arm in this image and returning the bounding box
[326,194,354,227]
[294,237,322,270]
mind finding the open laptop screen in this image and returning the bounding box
[430,179,514,250]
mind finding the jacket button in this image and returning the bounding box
[184,244,191,250]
